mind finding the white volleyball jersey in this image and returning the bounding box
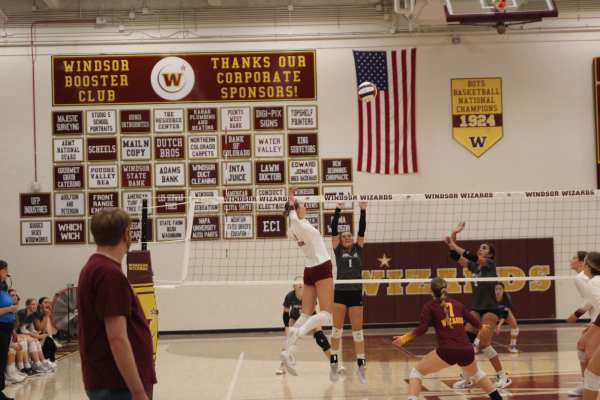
[287,210,331,268]
[576,271,598,322]
[586,274,600,323]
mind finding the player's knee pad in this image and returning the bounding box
[511,327,519,336]
[470,368,487,383]
[9,348,16,355]
[313,330,331,352]
[28,342,37,353]
[466,331,478,343]
[585,369,600,391]
[578,350,588,363]
[318,311,332,325]
[352,330,364,342]
[331,327,343,339]
[19,341,27,352]
[482,346,498,360]
[409,368,424,380]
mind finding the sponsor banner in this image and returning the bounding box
[257,188,286,212]
[222,134,252,158]
[154,109,184,133]
[288,132,318,157]
[289,159,319,184]
[189,135,219,159]
[122,191,153,214]
[304,213,320,232]
[53,138,84,162]
[55,220,86,244]
[52,51,316,105]
[287,105,317,130]
[323,212,353,237]
[223,161,252,186]
[53,111,83,135]
[223,215,253,239]
[54,165,85,190]
[190,189,220,213]
[121,164,152,188]
[254,106,284,130]
[20,193,51,218]
[120,110,151,133]
[255,161,285,185]
[55,192,85,216]
[156,190,186,214]
[223,188,253,213]
[323,185,353,209]
[131,218,154,242]
[451,78,503,157]
[155,136,185,160]
[155,163,185,187]
[221,107,251,131]
[188,108,218,132]
[88,164,119,189]
[255,134,284,158]
[21,221,52,245]
[88,191,119,215]
[87,137,118,161]
[86,110,117,134]
[359,238,555,324]
[189,162,219,187]
[296,186,320,210]
[322,158,353,183]
[121,137,152,161]
[156,217,186,242]
[256,215,287,239]
[191,216,220,240]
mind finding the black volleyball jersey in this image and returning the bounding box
[334,243,364,291]
[467,258,499,311]
[283,290,303,320]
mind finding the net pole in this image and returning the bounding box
[181,198,197,283]
[141,199,148,251]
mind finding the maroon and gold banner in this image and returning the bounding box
[52,51,316,106]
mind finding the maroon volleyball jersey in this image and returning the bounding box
[401,298,482,350]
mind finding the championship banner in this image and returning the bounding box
[451,78,503,157]
[52,51,316,106]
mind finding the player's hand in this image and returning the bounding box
[582,324,591,335]
[336,202,345,209]
[39,333,48,339]
[7,305,18,313]
[444,236,457,250]
[495,325,501,335]
[480,325,489,335]
[578,333,590,351]
[289,188,298,203]
[391,336,404,347]
[567,313,578,324]
[359,201,368,210]
[453,222,466,234]
[132,390,150,400]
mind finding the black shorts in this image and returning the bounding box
[436,348,475,367]
[334,290,363,308]
[471,308,500,318]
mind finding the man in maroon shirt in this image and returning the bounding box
[78,208,156,400]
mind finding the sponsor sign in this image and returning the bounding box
[189,135,219,159]
[154,109,184,133]
[223,188,253,213]
[190,189,220,213]
[323,212,353,237]
[122,191,153,214]
[20,193,51,218]
[121,137,152,161]
[156,217,186,242]
[257,188,286,212]
[188,108,218,132]
[256,215,287,239]
[88,191,119,215]
[255,134,284,158]
[287,105,317,130]
[131,218,154,242]
[155,163,185,187]
[254,106,284,130]
[55,220,86,244]
[88,164,119,189]
[322,158,353,183]
[221,107,251,131]
[255,161,285,185]
[156,190,186,214]
[86,110,117,134]
[222,134,252,158]
[189,162,219,187]
[155,136,185,160]
[289,159,319,184]
[296,186,319,210]
[54,165,85,190]
[120,110,151,133]
[451,78,503,157]
[223,215,253,239]
[323,185,353,209]
[288,133,318,157]
[305,213,320,232]
[53,138,84,162]
[21,221,52,245]
[53,111,83,135]
[55,192,85,216]
[222,161,252,186]
[191,216,220,240]
[87,137,118,161]
[121,164,152,188]
[51,51,316,105]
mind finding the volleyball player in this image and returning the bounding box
[277,277,346,376]
[391,277,504,400]
[329,201,368,385]
[280,187,334,376]
[445,222,511,389]
[494,282,519,353]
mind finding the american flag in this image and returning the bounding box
[353,49,417,174]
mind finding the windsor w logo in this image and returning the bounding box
[150,57,195,101]
[469,136,487,148]
[162,73,183,87]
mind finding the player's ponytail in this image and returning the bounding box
[283,200,300,217]
[586,252,600,276]
[431,277,453,329]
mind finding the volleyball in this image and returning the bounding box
[357,81,378,103]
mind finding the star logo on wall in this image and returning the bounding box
[181,65,186,71]
[149,307,159,316]
[378,254,391,267]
